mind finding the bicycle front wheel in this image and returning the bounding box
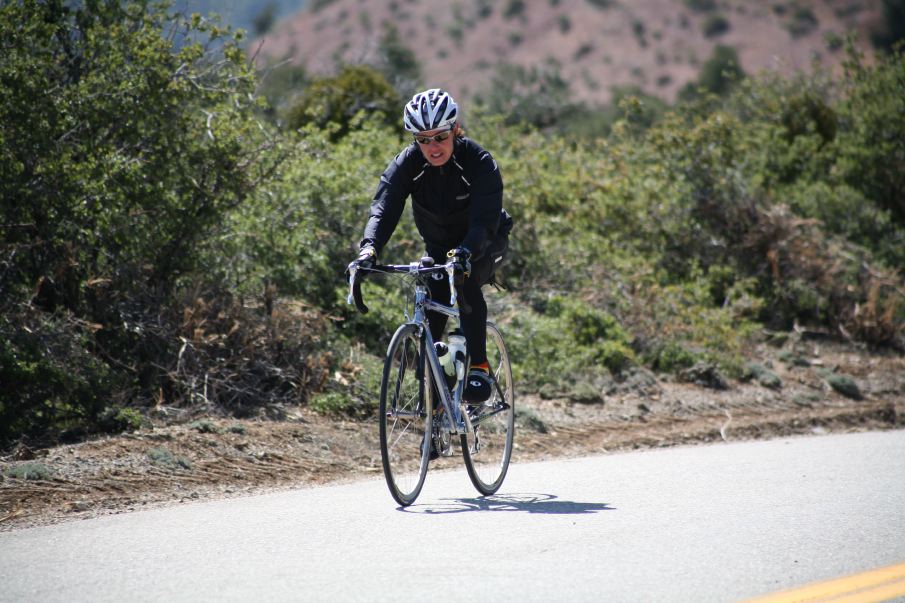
[462,321,515,495]
[379,324,432,506]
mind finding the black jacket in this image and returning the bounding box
[361,136,505,258]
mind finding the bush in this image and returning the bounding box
[0,0,281,446]
[786,5,819,37]
[0,308,118,448]
[870,0,905,50]
[698,45,745,95]
[684,0,717,11]
[822,371,863,399]
[504,294,636,395]
[189,420,222,434]
[702,14,731,38]
[284,65,401,138]
[148,447,192,470]
[5,462,53,481]
[744,362,783,389]
[835,48,905,239]
[99,407,143,434]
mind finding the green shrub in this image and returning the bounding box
[697,45,745,95]
[822,372,863,399]
[189,420,222,434]
[148,447,192,470]
[648,341,700,373]
[786,5,819,37]
[835,48,905,239]
[870,0,905,50]
[99,407,143,433]
[0,0,279,445]
[744,362,783,389]
[684,0,717,11]
[377,23,421,93]
[824,31,844,51]
[515,407,548,432]
[504,0,526,19]
[504,294,636,395]
[309,392,354,414]
[284,65,401,138]
[5,462,52,481]
[0,309,117,448]
[702,14,731,38]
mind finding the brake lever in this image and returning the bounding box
[346,265,357,306]
[446,263,471,315]
[446,264,458,308]
[347,265,369,314]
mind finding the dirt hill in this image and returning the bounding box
[254,0,883,104]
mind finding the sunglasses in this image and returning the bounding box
[414,128,454,145]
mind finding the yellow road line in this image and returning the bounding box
[741,562,905,603]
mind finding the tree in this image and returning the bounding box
[479,59,577,129]
[252,1,278,36]
[377,23,421,96]
[680,44,745,100]
[284,65,401,138]
[871,0,905,51]
[0,0,279,446]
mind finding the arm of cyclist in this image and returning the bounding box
[459,141,503,259]
[360,151,416,257]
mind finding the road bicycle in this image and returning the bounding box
[348,257,515,506]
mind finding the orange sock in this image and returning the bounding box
[470,361,490,373]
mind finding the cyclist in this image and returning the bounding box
[348,88,512,403]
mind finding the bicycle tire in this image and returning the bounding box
[461,321,515,495]
[379,324,432,506]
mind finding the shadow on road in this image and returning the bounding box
[401,493,615,515]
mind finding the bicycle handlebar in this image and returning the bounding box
[347,260,471,315]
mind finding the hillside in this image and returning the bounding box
[2,0,903,530]
[254,0,883,104]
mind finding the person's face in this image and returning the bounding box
[414,124,457,166]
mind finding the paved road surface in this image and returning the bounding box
[2,430,904,602]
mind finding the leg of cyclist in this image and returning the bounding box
[425,248,489,365]
[424,256,450,344]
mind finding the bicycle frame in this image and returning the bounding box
[348,261,469,435]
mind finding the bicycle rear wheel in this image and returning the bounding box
[379,324,432,506]
[462,322,514,495]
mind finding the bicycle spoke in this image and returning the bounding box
[379,325,431,506]
[462,322,514,495]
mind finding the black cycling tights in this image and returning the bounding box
[425,257,489,366]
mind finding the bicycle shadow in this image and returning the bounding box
[400,493,615,515]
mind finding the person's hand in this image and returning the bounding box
[446,246,471,283]
[346,246,376,278]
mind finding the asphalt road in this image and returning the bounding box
[2,430,904,602]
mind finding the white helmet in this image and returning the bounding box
[403,88,458,133]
